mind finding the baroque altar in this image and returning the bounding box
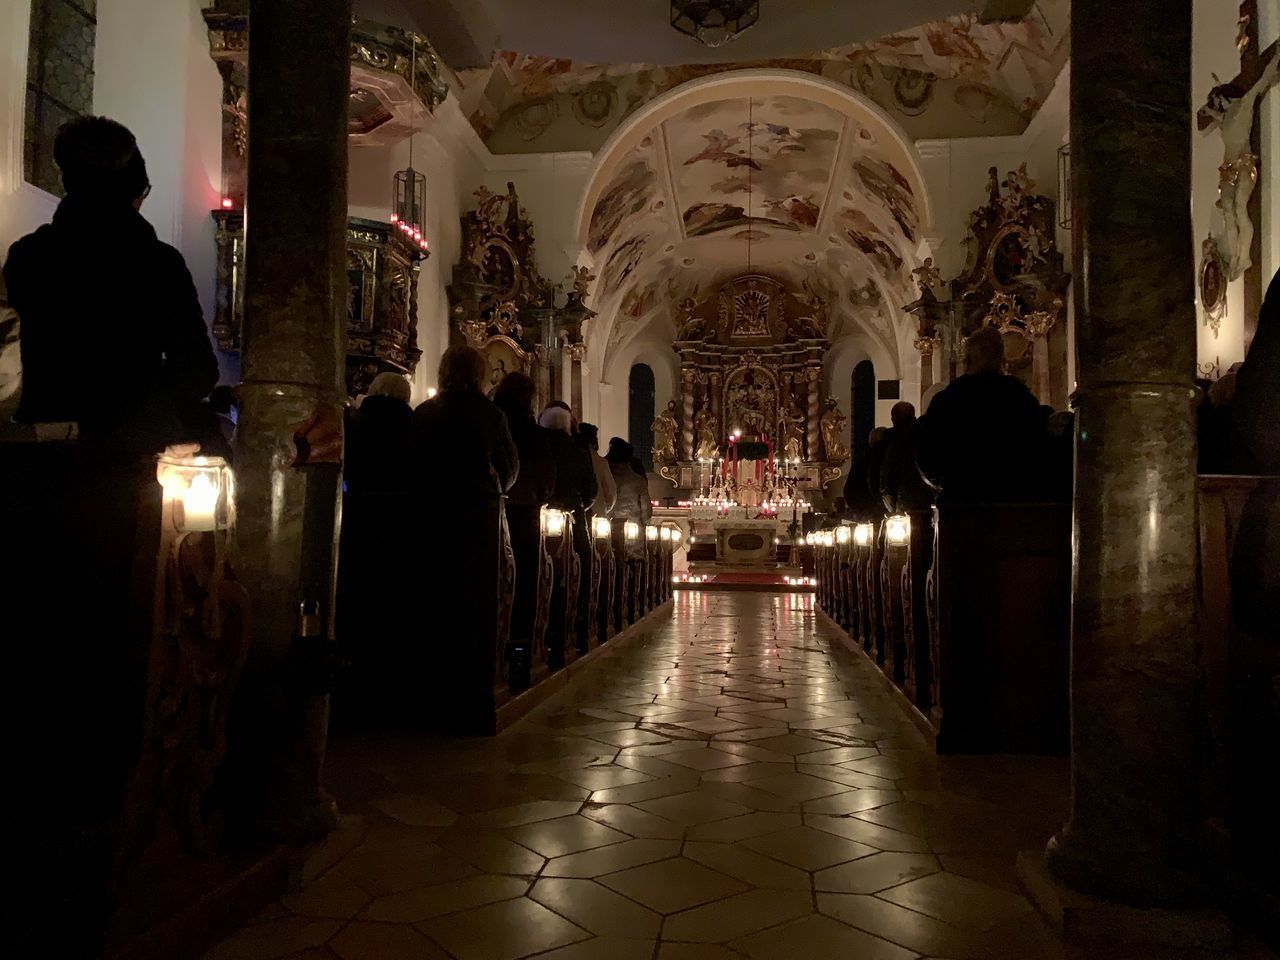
[658,274,848,498]
[448,183,593,413]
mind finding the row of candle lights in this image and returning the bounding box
[804,515,911,549]
[543,509,685,545]
[389,213,432,254]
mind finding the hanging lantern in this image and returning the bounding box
[393,166,429,259]
[670,0,759,47]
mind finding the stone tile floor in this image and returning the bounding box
[204,592,1076,960]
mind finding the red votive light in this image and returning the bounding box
[221,197,233,209]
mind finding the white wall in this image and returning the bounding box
[599,335,677,448]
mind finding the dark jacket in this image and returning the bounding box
[3,196,219,453]
[1235,270,1280,472]
[916,371,1043,502]
[495,403,555,507]
[409,387,516,503]
[545,428,597,513]
[347,393,412,493]
[844,434,889,521]
[879,422,933,513]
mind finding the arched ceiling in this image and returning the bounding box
[580,75,931,375]
[456,1,1069,150]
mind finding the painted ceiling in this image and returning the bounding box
[584,93,931,370]
[458,0,1069,151]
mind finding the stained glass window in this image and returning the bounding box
[24,0,97,196]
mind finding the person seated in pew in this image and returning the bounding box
[577,422,616,517]
[915,325,1043,502]
[493,373,556,679]
[346,371,412,493]
[843,425,889,522]
[539,404,597,515]
[878,401,933,514]
[606,437,652,538]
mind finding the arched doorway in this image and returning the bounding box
[852,359,875,459]
[629,362,655,470]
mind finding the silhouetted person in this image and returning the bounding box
[346,372,412,493]
[607,437,652,533]
[4,116,218,455]
[494,373,555,682]
[209,384,237,450]
[844,425,889,522]
[916,326,1042,501]
[401,345,516,727]
[2,116,219,958]
[410,346,516,503]
[577,422,616,516]
[539,405,597,516]
[878,401,933,513]
[1231,268,1280,637]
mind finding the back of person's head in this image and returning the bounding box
[578,422,600,451]
[493,371,537,417]
[209,384,236,415]
[368,371,411,404]
[438,344,486,394]
[869,426,888,448]
[890,401,916,428]
[606,437,634,464]
[964,326,1005,375]
[54,116,149,203]
[539,405,572,433]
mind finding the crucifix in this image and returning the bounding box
[1198,0,1279,349]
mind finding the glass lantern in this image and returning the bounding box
[540,507,567,537]
[659,526,672,542]
[156,446,233,532]
[624,521,640,542]
[885,514,911,546]
[645,524,659,542]
[836,525,851,545]
[854,523,873,547]
[593,516,612,540]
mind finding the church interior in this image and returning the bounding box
[1,0,1279,957]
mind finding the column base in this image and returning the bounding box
[1017,850,1233,953]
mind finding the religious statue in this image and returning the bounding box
[781,398,805,463]
[910,257,943,294]
[569,264,595,303]
[651,400,679,463]
[985,166,1002,208]
[820,397,848,465]
[1201,51,1280,280]
[694,408,720,461]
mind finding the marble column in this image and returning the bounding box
[229,0,351,842]
[680,366,695,461]
[805,367,820,461]
[1044,0,1201,905]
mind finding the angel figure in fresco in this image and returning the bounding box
[694,408,720,461]
[820,397,849,465]
[675,297,709,340]
[684,129,762,171]
[1201,50,1280,280]
[651,400,679,463]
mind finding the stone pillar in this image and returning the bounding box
[1044,0,1200,905]
[680,366,695,461]
[564,340,586,420]
[229,0,351,842]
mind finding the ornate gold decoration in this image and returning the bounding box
[570,265,595,303]
[913,333,941,357]
[1199,236,1227,338]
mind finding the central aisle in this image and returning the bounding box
[207,593,1069,960]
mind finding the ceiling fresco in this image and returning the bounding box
[457,0,1068,152]
[584,91,929,370]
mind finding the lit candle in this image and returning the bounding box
[182,474,219,532]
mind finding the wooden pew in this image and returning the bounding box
[928,501,1070,754]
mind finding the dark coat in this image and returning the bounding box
[878,422,933,513]
[843,434,889,521]
[409,387,516,503]
[544,428,597,514]
[915,371,1043,502]
[495,403,555,507]
[3,196,219,454]
[347,393,412,493]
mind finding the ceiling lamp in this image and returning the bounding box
[670,1,759,48]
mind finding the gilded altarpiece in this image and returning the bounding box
[666,274,843,492]
[947,164,1070,406]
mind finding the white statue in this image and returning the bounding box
[1202,52,1280,280]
